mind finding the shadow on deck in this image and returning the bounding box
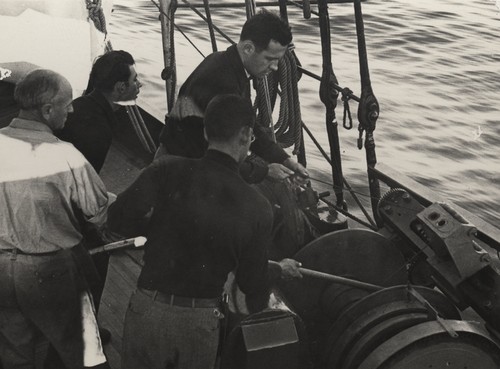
[98,250,142,369]
[97,111,161,368]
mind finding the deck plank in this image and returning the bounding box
[98,252,141,369]
[97,130,151,368]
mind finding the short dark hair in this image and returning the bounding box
[205,94,255,142]
[240,10,292,51]
[14,69,64,110]
[87,50,135,93]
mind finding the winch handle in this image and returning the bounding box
[89,236,147,255]
[268,260,381,291]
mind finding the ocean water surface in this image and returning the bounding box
[110,0,500,226]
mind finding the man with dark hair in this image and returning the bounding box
[157,10,307,183]
[46,51,141,352]
[58,50,141,173]
[240,10,293,62]
[0,69,111,369]
[108,94,274,369]
[56,50,141,332]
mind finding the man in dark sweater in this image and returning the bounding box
[109,94,276,369]
[56,50,141,342]
[58,50,141,173]
[157,11,308,183]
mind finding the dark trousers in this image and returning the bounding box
[0,249,84,369]
[43,244,108,369]
[122,289,222,369]
[88,252,110,311]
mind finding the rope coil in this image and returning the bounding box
[86,0,107,35]
[255,48,303,155]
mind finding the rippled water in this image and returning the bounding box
[110,0,500,225]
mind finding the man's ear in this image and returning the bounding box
[239,125,251,146]
[240,40,256,56]
[40,103,52,120]
[114,81,126,96]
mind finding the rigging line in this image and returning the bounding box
[309,176,375,200]
[179,0,236,45]
[297,67,361,103]
[302,121,378,228]
[151,0,206,58]
[156,0,348,103]
[153,0,374,223]
[202,0,218,52]
[308,176,444,218]
[286,0,320,17]
[308,176,375,194]
[319,197,378,231]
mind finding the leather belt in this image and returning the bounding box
[139,287,221,308]
[0,248,60,256]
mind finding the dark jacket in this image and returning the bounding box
[159,45,289,183]
[108,150,272,311]
[57,90,117,173]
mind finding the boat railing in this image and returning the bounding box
[152,0,384,231]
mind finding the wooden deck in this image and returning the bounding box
[98,134,152,368]
[98,251,143,369]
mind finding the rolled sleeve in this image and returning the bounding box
[69,157,109,228]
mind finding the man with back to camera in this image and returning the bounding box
[0,69,111,369]
[157,10,308,184]
[108,94,276,369]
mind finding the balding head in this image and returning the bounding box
[15,69,73,131]
[15,69,68,110]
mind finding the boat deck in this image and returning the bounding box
[98,134,151,368]
[98,251,142,368]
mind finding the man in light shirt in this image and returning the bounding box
[0,69,111,369]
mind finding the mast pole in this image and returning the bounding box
[317,0,345,208]
[159,0,177,113]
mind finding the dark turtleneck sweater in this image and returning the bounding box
[108,150,273,311]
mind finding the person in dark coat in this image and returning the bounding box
[157,11,308,184]
[56,50,141,343]
[58,50,142,173]
[109,94,278,369]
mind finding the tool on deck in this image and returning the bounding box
[89,236,147,255]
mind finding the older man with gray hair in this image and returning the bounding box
[0,69,111,369]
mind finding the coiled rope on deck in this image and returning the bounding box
[255,47,303,155]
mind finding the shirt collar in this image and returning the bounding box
[9,117,53,134]
[227,44,251,82]
[205,149,240,173]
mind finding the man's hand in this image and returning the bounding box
[98,225,125,244]
[279,258,303,280]
[267,163,295,181]
[282,158,309,185]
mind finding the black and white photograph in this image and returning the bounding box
[1,0,499,368]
